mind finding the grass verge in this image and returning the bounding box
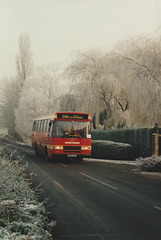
[0,149,56,240]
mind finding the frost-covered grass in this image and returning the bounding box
[0,150,56,240]
[136,155,161,172]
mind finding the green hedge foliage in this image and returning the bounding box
[92,128,157,157]
[91,140,135,160]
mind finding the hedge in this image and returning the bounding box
[91,140,135,160]
[92,128,158,158]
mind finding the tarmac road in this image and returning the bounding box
[0,138,161,240]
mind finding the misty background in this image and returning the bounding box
[1,0,161,139]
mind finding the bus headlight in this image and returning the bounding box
[81,146,91,150]
[54,145,63,150]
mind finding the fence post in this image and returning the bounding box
[152,133,161,157]
[155,133,159,157]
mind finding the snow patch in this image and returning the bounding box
[85,158,136,165]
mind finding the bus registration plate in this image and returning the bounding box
[67,154,77,158]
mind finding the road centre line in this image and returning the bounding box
[79,172,118,190]
[53,180,64,191]
[154,205,161,211]
[59,163,68,168]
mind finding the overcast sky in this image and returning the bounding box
[1,0,161,80]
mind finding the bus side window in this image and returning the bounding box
[44,119,47,132]
[42,120,45,132]
[41,120,44,132]
[37,121,40,131]
[33,121,36,131]
[36,121,38,131]
[45,119,48,132]
[43,120,46,132]
[39,121,42,132]
[39,121,42,131]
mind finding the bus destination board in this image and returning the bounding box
[57,113,88,120]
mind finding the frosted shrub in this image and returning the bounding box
[136,155,161,172]
[91,140,135,160]
[0,150,56,240]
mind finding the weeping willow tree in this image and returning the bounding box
[63,49,129,128]
[112,35,161,127]
[63,35,161,128]
[64,49,109,128]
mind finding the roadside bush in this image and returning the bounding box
[92,128,156,157]
[91,140,135,160]
[0,150,56,240]
[136,156,161,172]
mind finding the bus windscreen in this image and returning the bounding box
[52,121,91,138]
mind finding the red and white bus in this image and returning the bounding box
[32,112,91,161]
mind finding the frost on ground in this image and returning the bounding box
[136,155,161,172]
[0,150,56,240]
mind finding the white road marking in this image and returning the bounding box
[79,172,118,190]
[154,205,161,211]
[84,158,136,165]
[53,180,64,190]
[59,163,68,168]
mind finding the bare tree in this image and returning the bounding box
[0,77,20,135]
[15,64,63,137]
[16,33,34,87]
[59,94,78,111]
[0,34,34,137]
